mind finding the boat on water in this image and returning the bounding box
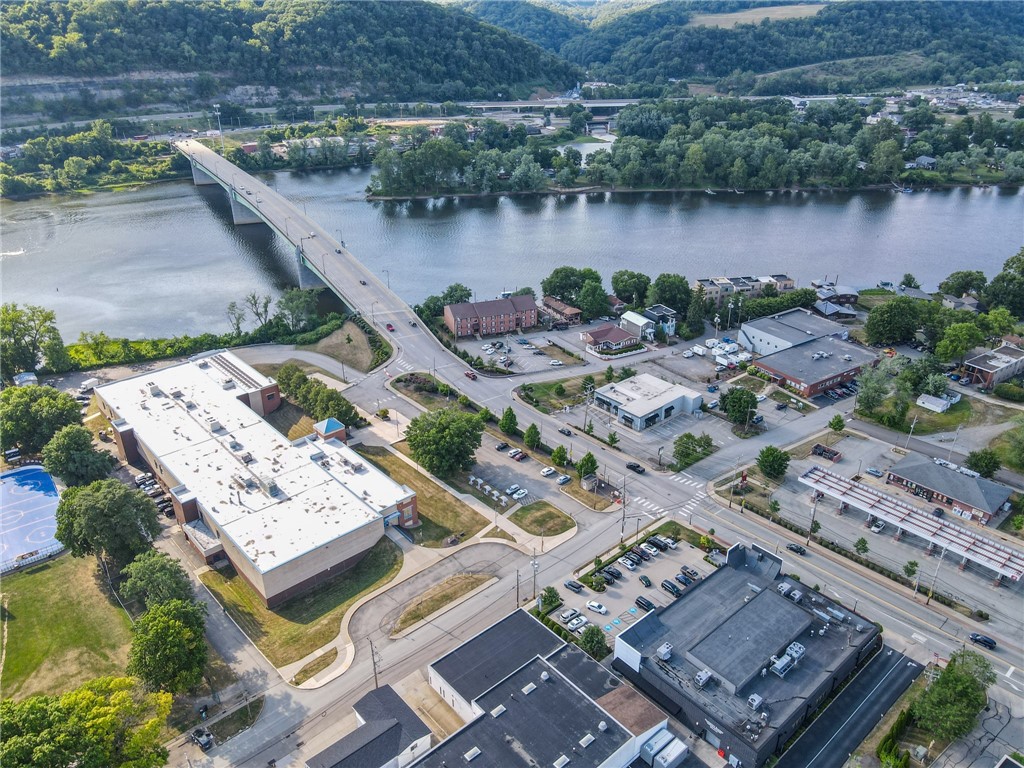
[704,188,716,195]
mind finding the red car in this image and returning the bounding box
[464,371,477,380]
[386,323,395,332]
[514,452,528,462]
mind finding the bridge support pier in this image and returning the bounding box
[295,246,326,290]
[229,190,263,225]
[190,161,219,186]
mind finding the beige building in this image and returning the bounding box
[694,274,796,306]
[96,350,417,608]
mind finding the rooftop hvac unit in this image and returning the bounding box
[827,607,848,623]
[258,476,279,496]
[786,642,806,661]
[788,590,803,604]
[813,609,832,623]
[777,583,791,597]
[147,382,161,395]
[656,643,673,661]
[205,417,222,433]
[747,693,763,711]
[221,378,236,390]
[694,669,713,689]
[771,655,794,678]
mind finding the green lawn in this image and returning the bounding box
[1,555,132,700]
[262,399,317,441]
[510,502,575,536]
[863,395,1016,436]
[991,424,1024,473]
[355,445,488,547]
[199,537,402,667]
[392,574,491,634]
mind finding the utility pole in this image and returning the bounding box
[516,569,520,605]
[531,549,539,602]
[925,546,947,606]
[904,416,919,450]
[947,424,963,461]
[369,639,381,689]
[806,495,819,545]
[619,475,628,542]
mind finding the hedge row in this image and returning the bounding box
[349,314,392,369]
[877,707,912,766]
[994,382,1024,402]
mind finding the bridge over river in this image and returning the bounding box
[173,139,419,335]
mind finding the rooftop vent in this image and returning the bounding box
[463,747,481,762]
[656,643,673,661]
[694,669,713,689]
[748,693,763,711]
[540,671,550,682]
[598,721,608,732]
[197,360,210,368]
[221,378,236,390]
[147,382,161,396]
[579,734,595,748]
[205,417,222,433]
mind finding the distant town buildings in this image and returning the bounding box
[752,336,877,398]
[443,295,538,338]
[95,350,417,608]
[693,275,796,307]
[642,304,678,337]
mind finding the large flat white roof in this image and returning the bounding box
[596,373,700,416]
[97,352,412,574]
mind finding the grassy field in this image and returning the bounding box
[510,502,575,536]
[990,424,1024,473]
[355,445,488,547]
[687,3,822,28]
[519,375,592,413]
[864,395,1015,436]
[209,696,264,742]
[560,479,614,511]
[392,574,491,635]
[199,537,402,667]
[1,555,132,700]
[298,322,373,373]
[262,399,316,441]
[290,648,338,686]
[856,287,897,311]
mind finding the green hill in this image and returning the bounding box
[456,1,589,53]
[0,0,580,100]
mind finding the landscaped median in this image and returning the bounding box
[391,573,493,635]
[509,501,575,537]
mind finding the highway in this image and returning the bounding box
[169,145,1023,766]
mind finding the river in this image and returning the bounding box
[1,167,1020,339]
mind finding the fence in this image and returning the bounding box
[1,542,66,574]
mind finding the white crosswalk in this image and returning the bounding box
[669,473,704,488]
[395,361,416,372]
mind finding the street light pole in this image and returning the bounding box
[947,424,963,461]
[382,269,391,289]
[925,546,947,606]
[904,416,919,450]
[714,314,721,339]
[727,300,735,331]
[806,495,819,545]
[212,103,226,154]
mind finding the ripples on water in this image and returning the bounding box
[1,168,1019,338]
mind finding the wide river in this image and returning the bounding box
[1,166,1021,339]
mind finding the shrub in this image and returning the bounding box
[994,382,1024,402]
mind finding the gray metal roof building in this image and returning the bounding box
[612,544,879,768]
[738,308,848,355]
[752,336,878,397]
[887,454,1014,524]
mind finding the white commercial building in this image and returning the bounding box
[96,350,417,607]
[594,373,702,431]
[738,308,848,355]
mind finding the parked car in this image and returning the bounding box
[751,415,764,425]
[775,402,788,411]
[512,488,529,500]
[714,365,727,372]
[558,427,572,436]
[866,467,884,477]
[505,484,521,496]
[681,566,700,580]
[386,323,395,332]
[541,466,557,477]
[661,580,683,598]
[508,448,522,458]
[707,385,719,393]
[549,360,564,366]
[645,537,668,551]
[464,371,477,380]
[191,729,214,752]
[755,394,767,402]
[556,474,571,485]
[514,452,528,462]
[674,573,692,586]
[635,595,656,612]
[623,552,642,566]
[786,543,807,555]
[585,601,608,615]
[560,608,580,624]
[630,546,651,561]
[604,565,623,579]
[617,557,637,571]
[359,279,367,285]
[969,633,997,650]
[566,616,588,632]
[626,462,646,474]
[653,535,677,550]
[495,442,509,451]
[870,520,886,534]
[932,507,945,518]
[708,400,720,409]
[640,543,661,558]
[564,579,585,594]
[596,571,616,585]
[639,575,652,587]
[134,473,154,486]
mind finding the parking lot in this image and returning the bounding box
[553,539,713,640]
[472,334,579,374]
[470,438,573,510]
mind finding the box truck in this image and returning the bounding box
[691,345,706,357]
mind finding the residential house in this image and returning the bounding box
[896,286,934,302]
[542,296,582,326]
[962,343,1024,388]
[812,300,857,321]
[692,274,796,307]
[812,281,859,306]
[443,295,538,338]
[581,324,641,354]
[607,294,627,314]
[941,294,981,313]
[620,310,655,341]
[915,155,937,170]
[642,303,678,337]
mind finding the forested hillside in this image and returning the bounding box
[457,1,588,53]
[0,0,579,101]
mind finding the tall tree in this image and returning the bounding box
[686,285,707,335]
[673,432,713,468]
[0,303,69,382]
[899,273,921,289]
[913,649,995,741]
[127,599,208,694]
[865,296,921,345]
[440,283,473,305]
[276,287,322,332]
[55,479,160,570]
[578,624,609,659]
[245,293,272,327]
[551,445,569,467]
[984,249,1024,320]
[935,322,984,366]
[523,423,541,449]
[963,449,1000,479]
[498,406,518,435]
[576,451,598,479]
[405,407,483,477]
[720,386,758,425]
[121,551,194,609]
[938,270,987,298]
[0,385,81,453]
[827,414,846,445]
[41,424,114,486]
[0,677,171,768]
[541,266,602,305]
[577,280,611,320]
[648,273,692,316]
[611,270,651,307]
[856,366,890,412]
[756,445,790,480]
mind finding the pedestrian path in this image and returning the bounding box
[668,472,704,488]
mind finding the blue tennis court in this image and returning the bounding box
[1,466,62,569]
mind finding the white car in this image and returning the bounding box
[541,466,557,477]
[549,360,564,366]
[499,356,509,363]
[681,350,694,358]
[481,344,493,351]
[524,344,537,350]
[512,488,529,500]
[617,557,637,571]
[505,483,521,495]
[756,394,767,402]
[585,601,608,615]
[486,349,496,355]
[640,543,660,557]
[566,615,588,632]
[870,520,886,534]
[508,448,522,458]
[556,474,571,485]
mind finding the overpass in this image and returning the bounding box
[173,139,419,336]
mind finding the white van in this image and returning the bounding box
[705,339,719,349]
